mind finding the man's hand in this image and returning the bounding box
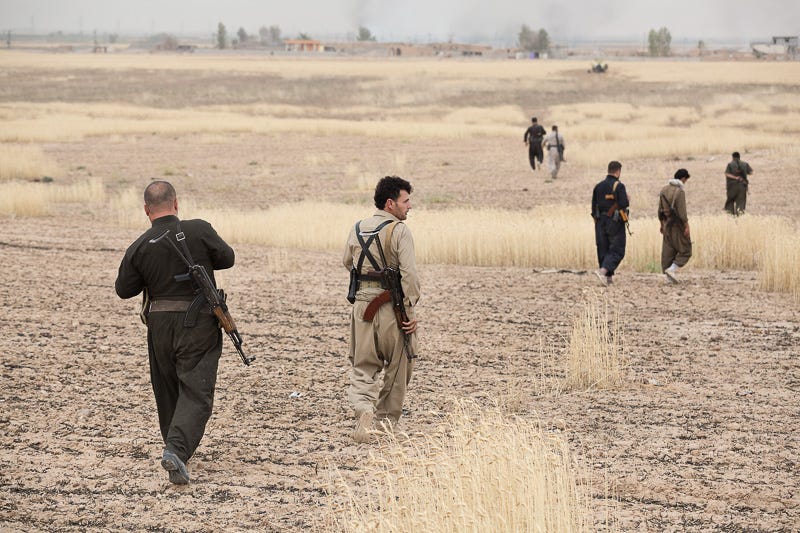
[684,223,691,238]
[401,318,418,334]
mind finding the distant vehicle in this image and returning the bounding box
[588,62,608,73]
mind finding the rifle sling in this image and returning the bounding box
[174,220,196,265]
[363,290,391,322]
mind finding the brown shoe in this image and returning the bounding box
[352,411,374,444]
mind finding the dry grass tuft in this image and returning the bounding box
[565,294,626,390]
[327,401,589,532]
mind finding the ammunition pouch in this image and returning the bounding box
[184,290,221,328]
[347,267,359,304]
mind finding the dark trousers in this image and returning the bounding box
[724,178,747,215]
[528,142,543,170]
[147,312,222,463]
[595,216,626,276]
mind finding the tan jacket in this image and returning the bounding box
[343,210,420,308]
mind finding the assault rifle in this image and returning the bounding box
[150,229,254,366]
[358,228,417,360]
[738,160,750,188]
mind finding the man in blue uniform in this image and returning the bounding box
[591,161,629,286]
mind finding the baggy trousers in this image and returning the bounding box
[147,311,222,463]
[546,147,561,178]
[661,223,692,271]
[528,142,544,170]
[724,178,747,215]
[348,298,416,424]
[595,216,627,277]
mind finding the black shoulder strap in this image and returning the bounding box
[355,219,393,272]
[175,220,195,265]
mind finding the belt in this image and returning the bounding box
[359,280,384,289]
[149,299,192,312]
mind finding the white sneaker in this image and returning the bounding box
[665,269,678,284]
[594,270,608,286]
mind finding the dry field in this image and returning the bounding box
[1,51,800,531]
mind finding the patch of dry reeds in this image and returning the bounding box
[327,402,589,532]
[0,144,61,181]
[0,178,105,216]
[565,294,625,390]
[759,235,800,302]
[109,196,795,275]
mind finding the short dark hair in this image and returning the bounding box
[607,161,622,173]
[732,151,740,159]
[144,180,176,208]
[552,125,558,131]
[531,117,538,123]
[374,176,413,209]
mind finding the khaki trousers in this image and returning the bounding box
[348,298,416,424]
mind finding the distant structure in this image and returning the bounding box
[284,39,322,52]
[752,36,798,59]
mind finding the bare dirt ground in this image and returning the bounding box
[2,91,800,529]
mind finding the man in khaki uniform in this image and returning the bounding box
[724,151,753,216]
[343,176,420,443]
[658,168,692,283]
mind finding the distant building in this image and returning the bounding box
[284,39,323,52]
[752,36,798,59]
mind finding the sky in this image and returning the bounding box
[1,0,798,44]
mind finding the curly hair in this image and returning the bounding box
[374,176,413,209]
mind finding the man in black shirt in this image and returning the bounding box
[115,181,235,484]
[591,161,629,286]
[523,117,547,171]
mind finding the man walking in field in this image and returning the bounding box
[343,176,420,443]
[115,181,236,484]
[724,151,753,216]
[523,117,547,172]
[544,125,565,179]
[658,169,692,284]
[591,161,629,286]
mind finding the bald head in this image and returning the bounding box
[143,181,178,221]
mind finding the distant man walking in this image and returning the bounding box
[343,176,420,443]
[523,117,547,171]
[544,125,565,179]
[591,161,629,286]
[658,169,692,284]
[724,151,753,216]
[115,181,235,484]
